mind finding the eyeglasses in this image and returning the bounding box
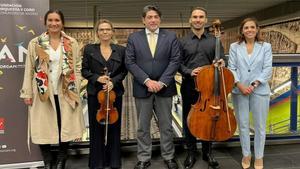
[98,28,112,32]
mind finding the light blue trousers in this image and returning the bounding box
[232,93,269,159]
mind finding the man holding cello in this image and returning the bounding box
[179,7,227,169]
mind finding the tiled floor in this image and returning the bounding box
[65,143,300,169]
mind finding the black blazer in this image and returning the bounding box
[125,29,181,98]
[81,44,127,96]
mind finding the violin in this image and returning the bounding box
[187,19,237,141]
[96,67,118,144]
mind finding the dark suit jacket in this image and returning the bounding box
[125,29,181,98]
[81,44,127,96]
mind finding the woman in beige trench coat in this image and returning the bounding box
[20,9,85,169]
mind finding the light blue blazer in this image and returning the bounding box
[228,41,272,95]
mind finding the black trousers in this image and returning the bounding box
[40,95,69,163]
[88,94,122,169]
[181,80,210,154]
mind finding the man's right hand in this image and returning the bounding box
[145,80,162,93]
[191,67,203,76]
[24,98,32,105]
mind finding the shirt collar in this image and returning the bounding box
[188,29,209,39]
[145,28,159,35]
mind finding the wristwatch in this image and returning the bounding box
[251,82,258,88]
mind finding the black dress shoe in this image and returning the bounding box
[56,159,66,169]
[43,162,52,169]
[184,153,196,169]
[164,158,178,169]
[202,153,220,169]
[134,161,151,169]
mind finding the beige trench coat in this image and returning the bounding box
[20,34,85,144]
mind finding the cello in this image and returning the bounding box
[96,67,119,145]
[187,19,237,142]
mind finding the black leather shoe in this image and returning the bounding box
[56,159,66,169]
[184,153,196,169]
[164,159,178,169]
[202,153,220,169]
[43,162,52,169]
[134,161,151,169]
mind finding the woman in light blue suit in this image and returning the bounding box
[228,18,272,169]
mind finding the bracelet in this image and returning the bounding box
[251,82,258,88]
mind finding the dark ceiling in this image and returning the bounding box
[50,0,295,27]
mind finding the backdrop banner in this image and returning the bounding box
[0,0,48,168]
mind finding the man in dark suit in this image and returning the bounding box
[125,5,181,169]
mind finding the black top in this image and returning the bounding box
[81,43,127,96]
[179,30,227,79]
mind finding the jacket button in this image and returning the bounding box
[248,70,251,72]
[50,70,52,72]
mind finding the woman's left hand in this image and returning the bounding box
[103,81,114,91]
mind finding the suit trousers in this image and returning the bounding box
[232,93,269,159]
[135,94,175,161]
[88,95,122,169]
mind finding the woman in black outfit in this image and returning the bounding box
[81,19,127,169]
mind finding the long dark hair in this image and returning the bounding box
[237,17,263,44]
[44,9,65,26]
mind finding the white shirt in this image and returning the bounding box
[145,28,159,44]
[49,46,61,95]
[143,28,166,87]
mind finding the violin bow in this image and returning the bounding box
[212,19,233,133]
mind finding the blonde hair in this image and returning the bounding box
[94,19,118,44]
